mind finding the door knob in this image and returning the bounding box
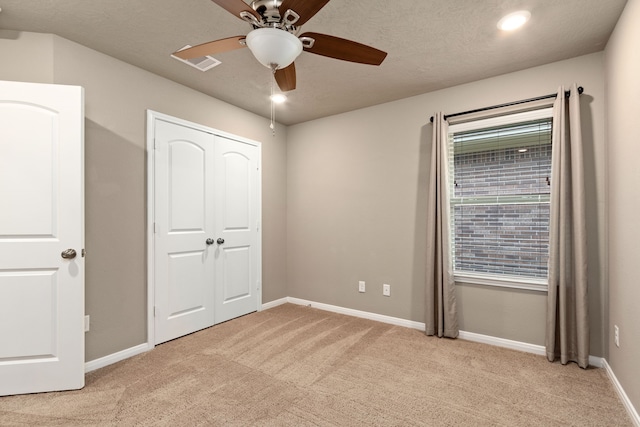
[61,249,77,259]
[206,238,214,245]
[217,238,225,245]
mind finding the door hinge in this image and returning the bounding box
[153,222,157,233]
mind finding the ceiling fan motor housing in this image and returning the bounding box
[252,0,282,24]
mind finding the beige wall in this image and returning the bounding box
[605,0,640,412]
[0,33,288,361]
[0,31,54,83]
[287,53,607,356]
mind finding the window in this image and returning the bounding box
[447,108,553,291]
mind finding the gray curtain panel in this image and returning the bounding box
[546,84,590,368]
[425,113,458,338]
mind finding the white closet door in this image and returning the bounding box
[0,81,84,396]
[213,136,259,324]
[152,116,260,344]
[154,120,216,344]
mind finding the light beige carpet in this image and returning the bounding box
[0,303,632,426]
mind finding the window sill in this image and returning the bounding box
[454,271,548,292]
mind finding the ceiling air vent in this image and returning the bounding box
[171,45,222,71]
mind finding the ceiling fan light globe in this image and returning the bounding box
[270,93,287,103]
[245,28,303,69]
[497,10,531,31]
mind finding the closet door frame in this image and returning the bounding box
[145,110,262,348]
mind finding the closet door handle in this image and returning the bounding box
[217,238,225,245]
[206,238,214,245]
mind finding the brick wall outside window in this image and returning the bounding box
[451,144,551,278]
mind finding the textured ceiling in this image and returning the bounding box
[0,0,627,125]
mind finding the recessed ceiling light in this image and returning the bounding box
[270,93,287,104]
[497,11,531,31]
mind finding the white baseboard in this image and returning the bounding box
[458,330,546,356]
[602,359,640,426]
[286,297,426,331]
[85,343,151,373]
[457,331,604,368]
[588,355,605,369]
[261,297,289,310]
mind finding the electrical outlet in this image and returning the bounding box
[84,315,90,332]
[358,281,366,293]
[614,325,620,347]
[383,284,391,297]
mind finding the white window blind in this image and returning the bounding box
[448,112,552,283]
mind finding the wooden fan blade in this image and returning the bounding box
[279,0,330,26]
[173,36,246,60]
[300,32,387,66]
[275,63,297,92]
[211,0,259,20]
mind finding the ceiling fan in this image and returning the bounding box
[173,0,388,92]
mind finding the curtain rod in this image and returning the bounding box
[429,86,584,123]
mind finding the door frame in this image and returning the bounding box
[145,110,262,348]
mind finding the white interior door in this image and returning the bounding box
[154,120,216,344]
[213,136,259,324]
[0,80,85,396]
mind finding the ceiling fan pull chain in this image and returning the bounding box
[270,67,276,135]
